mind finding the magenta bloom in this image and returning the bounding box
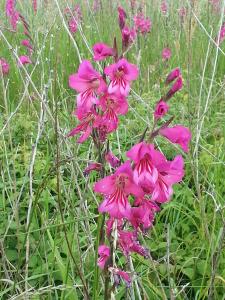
[94,161,144,219]
[162,47,171,60]
[105,151,120,168]
[159,125,191,152]
[69,60,106,112]
[104,58,138,96]
[18,55,32,66]
[164,77,183,100]
[118,6,126,30]
[154,100,169,119]
[97,245,110,269]
[151,152,184,203]
[94,93,128,133]
[165,67,181,84]
[0,58,10,75]
[134,13,151,34]
[84,162,102,176]
[68,111,96,143]
[126,142,158,194]
[68,18,77,33]
[122,26,136,49]
[93,43,114,61]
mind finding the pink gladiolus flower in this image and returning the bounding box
[134,13,151,34]
[83,162,102,176]
[159,125,191,152]
[161,1,168,15]
[162,47,171,60]
[94,93,128,133]
[118,230,149,257]
[69,60,106,112]
[67,111,97,143]
[68,18,77,33]
[122,26,136,48]
[21,39,33,55]
[105,151,120,168]
[104,58,138,96]
[165,67,181,84]
[154,100,169,119]
[109,267,131,287]
[164,77,183,100]
[94,161,144,219]
[92,43,114,61]
[97,245,110,269]
[118,6,126,30]
[151,152,184,203]
[0,58,10,75]
[126,142,158,194]
[18,55,32,66]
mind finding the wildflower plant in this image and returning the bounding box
[67,4,191,298]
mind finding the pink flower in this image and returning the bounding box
[159,125,191,152]
[134,13,151,34]
[118,230,149,257]
[0,58,10,75]
[92,43,114,61]
[162,47,171,60]
[18,55,32,66]
[67,111,97,143]
[161,1,168,15]
[104,58,138,96]
[154,100,169,119]
[217,22,225,44]
[94,93,128,133]
[69,60,106,113]
[122,26,136,49]
[126,142,158,194]
[178,7,187,18]
[165,67,181,84]
[109,267,131,287]
[151,152,184,203]
[97,245,110,269]
[84,162,102,176]
[94,161,144,219]
[164,77,183,100]
[118,6,126,30]
[5,0,19,30]
[130,198,159,230]
[33,0,37,14]
[68,18,77,33]
[105,151,120,168]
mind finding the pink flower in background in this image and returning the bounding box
[134,13,151,34]
[69,60,106,112]
[93,43,114,61]
[67,111,97,143]
[162,47,171,60]
[105,151,120,168]
[68,18,77,33]
[154,100,169,119]
[122,26,136,48]
[178,7,187,18]
[93,0,100,12]
[164,77,183,100]
[0,58,10,75]
[151,152,184,203]
[83,162,102,176]
[166,67,181,84]
[94,161,144,219]
[33,0,37,14]
[161,1,168,15]
[104,58,138,96]
[118,230,149,257]
[21,39,33,50]
[18,55,32,66]
[118,6,127,30]
[159,125,191,152]
[110,268,131,286]
[217,22,225,44]
[5,0,19,30]
[97,245,110,269]
[94,93,128,133]
[126,142,158,194]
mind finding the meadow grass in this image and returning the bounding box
[0,0,225,299]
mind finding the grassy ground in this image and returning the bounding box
[0,0,225,299]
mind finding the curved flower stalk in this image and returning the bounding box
[67,20,191,296]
